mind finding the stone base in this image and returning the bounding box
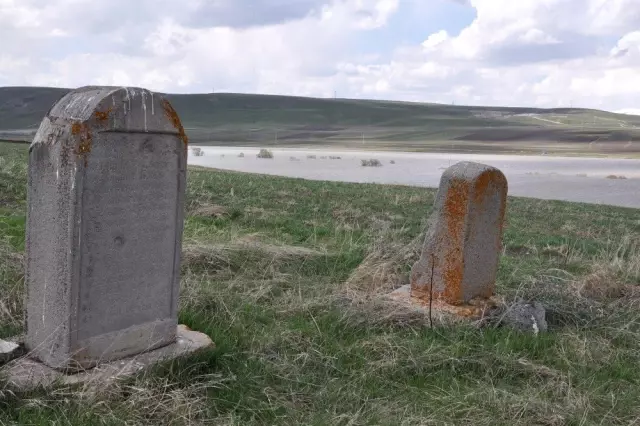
[2,325,214,391]
[387,284,500,319]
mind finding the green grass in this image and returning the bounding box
[1,142,640,424]
[2,87,640,156]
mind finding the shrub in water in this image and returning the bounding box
[361,159,382,167]
[257,149,274,159]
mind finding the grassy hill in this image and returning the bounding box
[2,86,640,155]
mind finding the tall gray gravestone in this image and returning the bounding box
[26,86,188,370]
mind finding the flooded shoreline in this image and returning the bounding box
[188,146,640,209]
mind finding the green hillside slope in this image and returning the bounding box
[1,86,639,154]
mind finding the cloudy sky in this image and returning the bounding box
[1,0,639,112]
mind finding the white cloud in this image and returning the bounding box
[422,30,449,50]
[358,0,640,110]
[617,109,640,116]
[0,0,639,113]
[611,31,640,60]
[519,29,559,45]
[0,0,400,94]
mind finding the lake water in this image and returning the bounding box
[188,146,640,209]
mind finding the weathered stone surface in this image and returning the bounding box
[501,301,548,334]
[25,86,188,371]
[3,325,213,391]
[411,161,507,305]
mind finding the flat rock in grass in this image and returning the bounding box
[388,284,501,321]
[0,339,22,364]
[192,204,229,218]
[501,301,548,334]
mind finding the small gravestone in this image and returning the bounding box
[389,161,507,319]
[5,86,213,388]
[410,161,508,305]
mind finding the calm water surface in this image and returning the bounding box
[188,146,640,209]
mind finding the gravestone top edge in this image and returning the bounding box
[31,85,188,149]
[48,86,156,122]
[441,161,507,181]
[434,161,509,204]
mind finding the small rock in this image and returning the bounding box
[0,339,22,364]
[192,204,228,218]
[501,301,548,334]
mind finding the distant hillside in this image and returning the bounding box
[1,86,640,154]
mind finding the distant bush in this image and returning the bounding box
[307,155,317,160]
[290,156,300,162]
[361,159,382,167]
[238,152,245,158]
[329,156,342,160]
[606,175,627,180]
[257,149,274,159]
[390,160,396,164]
[190,147,204,157]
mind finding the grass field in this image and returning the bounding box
[2,87,640,156]
[1,142,640,425]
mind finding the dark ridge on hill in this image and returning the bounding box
[1,86,640,151]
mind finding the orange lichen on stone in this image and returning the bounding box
[93,107,112,123]
[473,170,494,204]
[76,137,91,155]
[440,179,469,304]
[71,121,92,166]
[71,122,83,135]
[162,99,188,146]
